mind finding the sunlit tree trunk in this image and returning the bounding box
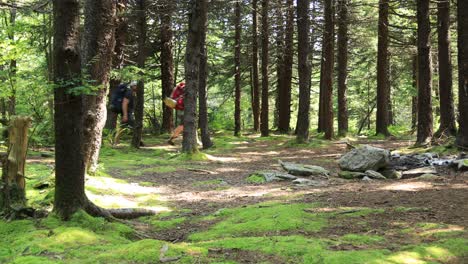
[416,0,433,145]
[160,0,175,133]
[435,0,456,137]
[296,0,311,143]
[337,0,348,137]
[260,0,270,137]
[278,0,293,133]
[456,0,468,148]
[376,0,390,136]
[183,0,207,153]
[82,0,117,173]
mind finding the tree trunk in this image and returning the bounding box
[456,0,468,148]
[7,3,17,118]
[319,0,334,140]
[416,0,433,145]
[198,2,213,149]
[435,0,456,137]
[274,0,285,130]
[278,0,293,133]
[411,53,418,131]
[132,0,147,148]
[337,0,348,137]
[82,0,117,173]
[183,0,207,153]
[234,0,242,136]
[106,0,128,130]
[1,116,31,214]
[260,0,270,137]
[376,0,390,136]
[251,0,261,132]
[53,0,88,220]
[160,1,175,133]
[296,0,311,143]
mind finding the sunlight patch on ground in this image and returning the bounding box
[166,186,292,202]
[86,176,165,196]
[86,192,171,213]
[215,167,246,173]
[380,182,433,191]
[205,154,239,162]
[420,226,465,236]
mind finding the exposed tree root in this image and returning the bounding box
[84,198,156,220]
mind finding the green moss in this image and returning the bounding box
[174,152,209,161]
[145,216,188,230]
[245,174,266,184]
[139,181,157,187]
[122,166,177,177]
[337,234,385,246]
[189,202,327,241]
[193,179,226,187]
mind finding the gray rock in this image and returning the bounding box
[338,171,365,179]
[361,176,373,182]
[414,174,441,181]
[402,166,437,178]
[279,161,329,178]
[292,178,328,187]
[252,171,298,182]
[365,170,387,180]
[379,169,402,179]
[338,145,390,172]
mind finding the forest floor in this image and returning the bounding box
[1,133,467,263]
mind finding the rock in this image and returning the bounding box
[292,178,328,187]
[338,171,365,179]
[361,176,373,182]
[338,145,390,172]
[414,174,442,181]
[365,170,387,180]
[279,161,329,178]
[402,166,437,178]
[379,169,402,179]
[250,171,297,182]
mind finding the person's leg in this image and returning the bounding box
[168,110,184,145]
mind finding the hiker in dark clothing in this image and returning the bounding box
[121,81,137,128]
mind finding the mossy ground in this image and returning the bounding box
[2,134,467,263]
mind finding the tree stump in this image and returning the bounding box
[1,116,31,214]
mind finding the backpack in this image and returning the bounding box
[110,83,129,113]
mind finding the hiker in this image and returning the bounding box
[167,82,185,145]
[110,81,138,128]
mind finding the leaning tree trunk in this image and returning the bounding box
[234,0,242,136]
[435,0,456,137]
[183,0,207,153]
[131,0,147,148]
[278,0,294,133]
[1,116,31,216]
[82,0,117,173]
[320,0,335,140]
[198,3,213,149]
[416,0,433,146]
[456,0,468,148]
[251,0,261,132]
[296,0,311,143]
[376,0,390,137]
[160,1,175,133]
[260,0,270,137]
[337,0,349,137]
[106,0,128,130]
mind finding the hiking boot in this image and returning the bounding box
[167,139,175,145]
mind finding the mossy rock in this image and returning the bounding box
[338,171,365,179]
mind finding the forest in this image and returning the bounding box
[0,0,467,263]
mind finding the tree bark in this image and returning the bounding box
[319,0,334,140]
[251,0,261,132]
[376,0,390,136]
[337,0,348,137]
[131,0,147,148]
[435,0,456,137]
[260,0,270,137]
[296,0,311,143]
[82,0,117,173]
[1,116,30,214]
[274,0,285,130]
[234,0,242,136]
[160,0,175,133]
[416,0,433,145]
[198,1,213,149]
[106,0,128,130]
[53,0,88,220]
[411,54,418,132]
[7,3,16,118]
[456,0,468,148]
[278,0,293,133]
[183,0,207,153]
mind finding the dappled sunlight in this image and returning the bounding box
[381,182,434,191]
[386,251,426,264]
[420,226,465,237]
[87,191,171,213]
[86,176,165,196]
[205,154,239,162]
